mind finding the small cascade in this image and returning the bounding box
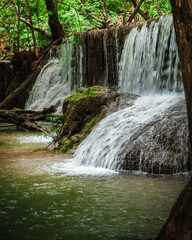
[67,93,187,174]
[118,15,183,94]
[25,37,83,113]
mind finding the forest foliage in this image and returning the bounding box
[0,0,171,57]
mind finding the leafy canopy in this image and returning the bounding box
[0,0,172,56]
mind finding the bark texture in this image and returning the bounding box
[157,179,192,240]
[156,1,192,239]
[45,0,65,41]
[170,0,192,151]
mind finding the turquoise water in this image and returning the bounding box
[0,131,189,240]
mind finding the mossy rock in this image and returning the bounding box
[58,86,119,153]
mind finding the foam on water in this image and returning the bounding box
[18,135,52,144]
[51,161,117,176]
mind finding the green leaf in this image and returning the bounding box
[48,11,53,15]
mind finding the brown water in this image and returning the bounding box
[0,130,189,240]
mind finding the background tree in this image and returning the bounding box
[45,0,65,41]
[0,0,172,57]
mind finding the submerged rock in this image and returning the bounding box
[58,86,137,153]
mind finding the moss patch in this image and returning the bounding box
[58,86,118,153]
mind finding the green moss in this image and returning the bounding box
[132,14,167,32]
[58,86,114,154]
[59,136,75,153]
[146,16,161,28]
[64,86,104,104]
[82,113,101,135]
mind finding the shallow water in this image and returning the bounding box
[0,131,189,240]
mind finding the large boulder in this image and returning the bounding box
[122,100,190,174]
[58,86,137,153]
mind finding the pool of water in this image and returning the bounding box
[0,130,189,240]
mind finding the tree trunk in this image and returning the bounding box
[98,0,108,28]
[20,17,52,39]
[144,0,149,19]
[16,0,20,52]
[45,0,65,41]
[156,179,192,240]
[156,1,192,239]
[25,0,39,57]
[155,0,161,16]
[170,0,192,152]
[123,0,126,24]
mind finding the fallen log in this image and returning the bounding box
[0,105,57,132]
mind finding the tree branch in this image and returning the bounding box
[128,0,145,22]
[131,0,149,20]
[0,0,11,11]
[20,17,52,39]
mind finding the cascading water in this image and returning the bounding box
[118,15,182,94]
[25,37,83,113]
[52,15,189,175]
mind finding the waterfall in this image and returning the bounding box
[25,37,83,113]
[71,93,186,172]
[51,15,189,175]
[118,15,182,94]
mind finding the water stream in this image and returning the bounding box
[0,131,189,240]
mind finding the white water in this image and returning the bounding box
[118,15,182,94]
[51,162,117,176]
[18,135,52,144]
[25,37,83,113]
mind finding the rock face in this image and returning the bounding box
[122,100,190,174]
[81,23,139,89]
[58,86,137,153]
[0,50,36,109]
[0,23,138,109]
[157,178,192,240]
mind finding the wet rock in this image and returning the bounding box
[0,50,36,109]
[58,86,137,153]
[122,100,190,174]
[81,23,139,90]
